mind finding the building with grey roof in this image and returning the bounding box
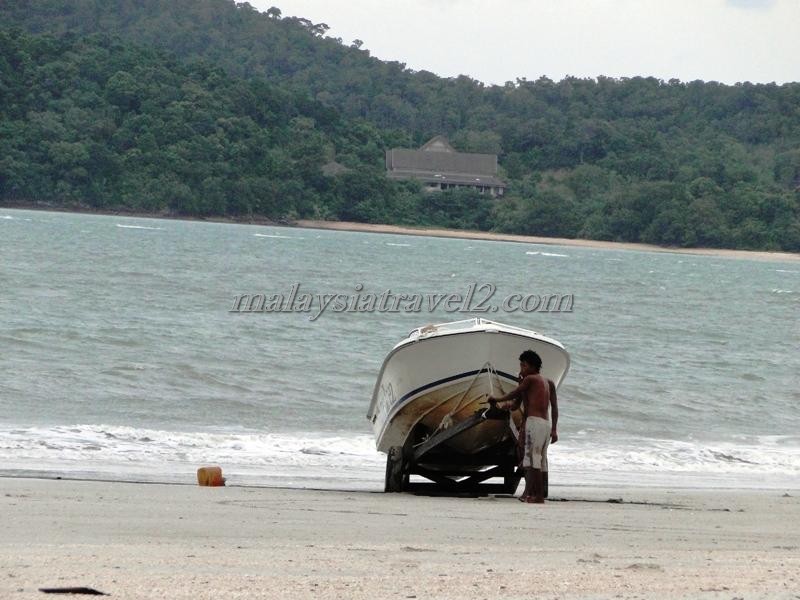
[386,136,506,196]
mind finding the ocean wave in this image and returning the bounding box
[116,224,162,230]
[526,251,570,257]
[0,424,383,475]
[253,233,303,239]
[554,437,800,478]
[1,425,797,490]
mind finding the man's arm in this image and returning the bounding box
[489,377,530,411]
[548,379,559,443]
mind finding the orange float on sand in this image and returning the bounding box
[197,466,225,486]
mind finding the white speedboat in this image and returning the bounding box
[367,318,570,493]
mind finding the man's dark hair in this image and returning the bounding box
[519,350,542,371]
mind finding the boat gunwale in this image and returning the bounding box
[367,325,571,425]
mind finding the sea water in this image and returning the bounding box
[1,208,798,490]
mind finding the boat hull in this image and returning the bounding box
[368,322,570,457]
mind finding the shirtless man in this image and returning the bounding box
[488,350,558,503]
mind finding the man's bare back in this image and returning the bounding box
[520,373,550,420]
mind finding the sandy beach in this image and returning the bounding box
[3,206,799,263]
[1,478,798,599]
[296,219,800,263]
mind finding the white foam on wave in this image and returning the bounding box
[1,425,798,490]
[253,233,303,239]
[553,436,800,489]
[526,251,569,257]
[386,242,411,247]
[776,269,799,274]
[116,224,162,231]
[0,215,14,220]
[0,424,383,487]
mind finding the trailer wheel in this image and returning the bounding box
[384,446,406,492]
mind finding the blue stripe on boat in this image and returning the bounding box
[395,369,519,405]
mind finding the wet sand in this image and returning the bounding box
[1,478,798,599]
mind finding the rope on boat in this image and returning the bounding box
[433,361,513,434]
[415,362,521,448]
[435,362,491,432]
[487,363,520,441]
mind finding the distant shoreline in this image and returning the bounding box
[3,203,799,262]
[297,219,800,263]
[0,203,284,227]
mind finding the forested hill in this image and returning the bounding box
[2,1,800,251]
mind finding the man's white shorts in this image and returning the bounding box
[523,416,551,470]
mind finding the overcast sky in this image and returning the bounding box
[249,0,799,85]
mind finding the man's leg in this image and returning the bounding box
[521,467,534,500]
[541,444,549,499]
[526,418,549,504]
[528,468,544,503]
[519,419,533,500]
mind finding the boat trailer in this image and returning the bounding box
[384,405,538,496]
